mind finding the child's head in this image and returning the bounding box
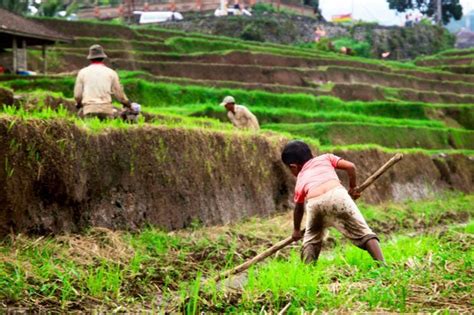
[281,140,313,176]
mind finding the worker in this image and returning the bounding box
[74,44,132,120]
[314,26,326,42]
[281,140,384,264]
[220,96,260,130]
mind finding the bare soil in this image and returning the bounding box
[0,117,472,236]
[0,87,14,106]
[43,54,474,104]
[0,117,293,236]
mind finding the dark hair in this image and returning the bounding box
[281,140,313,165]
[90,58,104,62]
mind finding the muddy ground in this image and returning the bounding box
[0,117,472,236]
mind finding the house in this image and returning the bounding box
[0,8,71,74]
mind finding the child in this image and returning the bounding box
[281,140,384,264]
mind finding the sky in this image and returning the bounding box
[319,0,474,26]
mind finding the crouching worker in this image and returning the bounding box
[281,140,385,264]
[74,44,132,120]
[220,96,260,131]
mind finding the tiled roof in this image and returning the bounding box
[0,8,71,42]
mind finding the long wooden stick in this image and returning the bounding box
[213,153,403,282]
[355,153,403,192]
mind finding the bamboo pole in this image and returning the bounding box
[12,37,17,74]
[213,153,403,282]
[42,45,47,75]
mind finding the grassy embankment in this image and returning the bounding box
[22,23,474,106]
[414,48,474,74]
[0,18,472,312]
[1,77,473,151]
[53,35,468,79]
[0,193,472,312]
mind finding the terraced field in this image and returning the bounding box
[0,18,473,312]
[416,48,474,74]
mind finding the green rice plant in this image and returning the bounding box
[3,77,472,124]
[318,143,474,156]
[359,193,473,229]
[185,273,202,315]
[125,227,181,257]
[84,261,123,299]
[34,17,465,76]
[0,193,471,311]
[183,104,447,128]
[208,221,473,312]
[0,262,27,302]
[263,122,474,149]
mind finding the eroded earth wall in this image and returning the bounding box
[0,118,472,236]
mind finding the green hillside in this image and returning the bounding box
[0,16,473,313]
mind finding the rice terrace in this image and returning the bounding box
[0,0,473,313]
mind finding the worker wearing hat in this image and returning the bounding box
[74,45,131,120]
[220,96,260,131]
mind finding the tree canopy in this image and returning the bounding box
[0,0,80,17]
[0,0,29,14]
[387,0,463,24]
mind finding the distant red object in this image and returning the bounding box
[118,4,124,16]
[94,6,100,18]
[0,66,4,74]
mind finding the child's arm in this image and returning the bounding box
[336,159,361,200]
[292,202,305,240]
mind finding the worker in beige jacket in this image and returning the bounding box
[220,96,260,130]
[74,45,131,119]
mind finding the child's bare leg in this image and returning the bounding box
[364,239,385,262]
[301,242,322,264]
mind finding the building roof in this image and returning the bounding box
[0,8,71,47]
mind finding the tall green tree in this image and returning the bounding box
[0,0,29,14]
[387,0,463,24]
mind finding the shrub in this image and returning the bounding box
[241,23,265,42]
[332,37,372,58]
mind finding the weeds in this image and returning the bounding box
[0,194,471,312]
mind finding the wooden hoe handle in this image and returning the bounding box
[354,153,403,193]
[213,153,403,282]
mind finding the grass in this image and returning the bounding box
[32,16,469,80]
[228,224,473,312]
[0,104,236,135]
[1,78,473,153]
[0,193,472,312]
[1,17,471,313]
[437,47,474,56]
[3,103,474,156]
[3,77,473,124]
[60,37,171,52]
[263,122,474,149]
[178,104,447,128]
[417,53,474,63]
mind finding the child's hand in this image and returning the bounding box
[349,187,361,200]
[292,229,303,241]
